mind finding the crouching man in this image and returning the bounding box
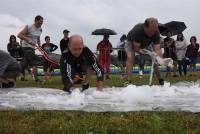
[126,18,167,85]
[0,50,21,88]
[60,35,104,93]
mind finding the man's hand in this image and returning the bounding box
[63,83,74,94]
[156,56,173,67]
[97,81,103,91]
[27,39,35,46]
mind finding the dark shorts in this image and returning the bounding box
[22,47,43,67]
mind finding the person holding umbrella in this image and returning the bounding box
[97,35,113,79]
[125,17,165,85]
[92,28,116,80]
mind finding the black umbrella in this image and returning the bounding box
[158,23,167,33]
[160,21,187,36]
[92,28,117,35]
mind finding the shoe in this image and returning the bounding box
[106,75,110,79]
[20,77,28,81]
[35,79,44,84]
[81,83,90,92]
[1,81,15,88]
[159,78,164,85]
[63,87,72,94]
[124,80,132,86]
[139,71,143,79]
[172,74,178,77]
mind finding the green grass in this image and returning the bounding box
[1,73,200,134]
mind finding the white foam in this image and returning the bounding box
[0,82,200,112]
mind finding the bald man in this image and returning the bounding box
[60,35,104,93]
[125,17,164,85]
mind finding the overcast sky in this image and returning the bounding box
[0,0,199,53]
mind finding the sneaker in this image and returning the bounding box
[20,77,28,81]
[139,71,143,79]
[124,80,132,86]
[63,87,72,94]
[106,75,110,79]
[81,83,90,92]
[172,74,178,77]
[35,79,44,84]
[1,81,15,88]
[159,78,164,85]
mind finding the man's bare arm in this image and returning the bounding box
[133,41,141,52]
[17,26,34,46]
[153,44,163,57]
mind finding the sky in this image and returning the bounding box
[0,0,199,53]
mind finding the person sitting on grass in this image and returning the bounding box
[60,35,104,93]
[0,50,21,88]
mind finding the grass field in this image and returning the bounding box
[0,73,200,134]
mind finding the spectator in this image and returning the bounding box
[7,35,23,58]
[60,29,70,54]
[117,34,127,76]
[163,32,178,77]
[186,36,199,76]
[175,33,188,76]
[97,35,113,79]
[42,36,58,80]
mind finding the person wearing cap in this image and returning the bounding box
[60,29,70,54]
[125,17,165,85]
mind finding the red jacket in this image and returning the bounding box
[97,40,113,60]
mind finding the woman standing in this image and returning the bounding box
[175,33,188,76]
[186,36,199,76]
[7,35,23,58]
[42,36,58,80]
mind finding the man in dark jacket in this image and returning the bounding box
[0,50,21,88]
[60,29,70,54]
[60,35,104,93]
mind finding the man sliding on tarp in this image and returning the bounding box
[0,50,21,88]
[60,35,104,94]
